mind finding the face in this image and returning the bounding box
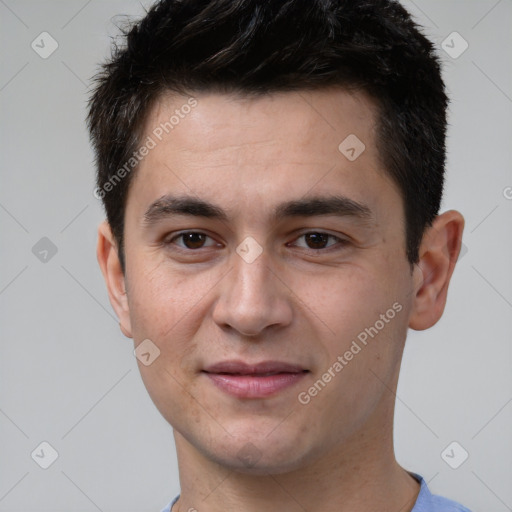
[107,88,422,473]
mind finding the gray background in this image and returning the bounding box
[1,1,511,511]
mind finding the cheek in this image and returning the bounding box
[299,264,409,379]
[126,256,205,341]
[299,266,389,338]
[125,262,209,420]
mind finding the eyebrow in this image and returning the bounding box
[142,194,374,226]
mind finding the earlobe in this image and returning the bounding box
[96,220,133,338]
[408,210,465,331]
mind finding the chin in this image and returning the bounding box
[213,449,309,476]
[203,429,315,475]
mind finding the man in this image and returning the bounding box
[88,1,471,510]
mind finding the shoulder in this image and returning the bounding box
[410,472,473,512]
[162,477,473,512]
[159,494,179,512]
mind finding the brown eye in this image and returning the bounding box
[182,232,207,249]
[168,232,218,250]
[288,231,348,252]
[304,232,330,249]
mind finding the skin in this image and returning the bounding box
[97,88,464,512]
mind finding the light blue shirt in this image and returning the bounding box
[160,472,472,512]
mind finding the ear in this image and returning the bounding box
[96,220,133,338]
[409,210,465,331]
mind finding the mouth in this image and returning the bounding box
[202,360,309,399]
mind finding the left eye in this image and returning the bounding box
[168,232,219,250]
[291,232,345,250]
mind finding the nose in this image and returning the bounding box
[211,246,293,338]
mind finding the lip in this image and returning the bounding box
[202,360,308,399]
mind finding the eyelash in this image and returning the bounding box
[165,230,348,253]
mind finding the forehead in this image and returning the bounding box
[145,87,379,156]
[126,87,397,223]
